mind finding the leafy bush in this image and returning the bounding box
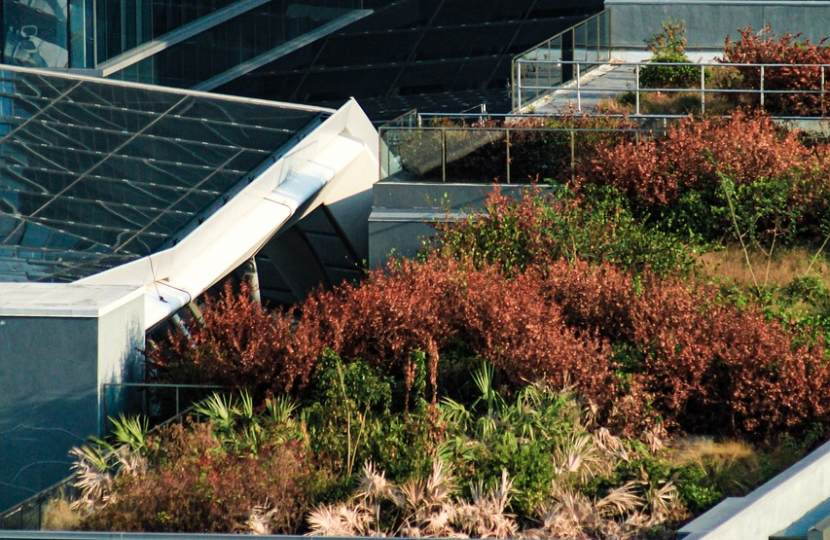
[83,431,318,533]
[437,185,696,277]
[77,402,322,534]
[144,280,321,400]
[641,19,699,89]
[302,351,437,489]
[641,52,700,90]
[148,182,830,441]
[539,257,830,438]
[721,25,830,115]
[576,111,830,246]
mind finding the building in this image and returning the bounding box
[0,47,379,513]
[3,0,829,527]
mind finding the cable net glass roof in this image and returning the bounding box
[0,66,324,283]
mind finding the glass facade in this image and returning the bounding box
[107,0,364,88]
[0,66,324,283]
[2,1,70,69]
[1,0,364,87]
[95,0,242,65]
[1,0,244,70]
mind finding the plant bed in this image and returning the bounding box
[50,101,830,540]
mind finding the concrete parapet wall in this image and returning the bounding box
[606,1,830,53]
[0,285,145,511]
[679,438,830,540]
[368,182,546,267]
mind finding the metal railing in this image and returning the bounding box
[101,382,226,431]
[511,9,611,111]
[1,383,225,531]
[513,60,830,117]
[379,112,663,184]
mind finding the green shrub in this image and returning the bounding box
[302,351,436,490]
[641,19,699,89]
[641,53,700,89]
[437,185,696,277]
[675,465,723,512]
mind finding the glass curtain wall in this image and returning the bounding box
[1,1,251,69]
[95,0,241,65]
[2,1,70,68]
[107,0,364,88]
[0,66,323,282]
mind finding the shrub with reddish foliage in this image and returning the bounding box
[150,247,830,440]
[82,423,318,533]
[722,25,830,116]
[578,111,814,206]
[535,258,830,438]
[146,281,321,400]
[301,257,464,400]
[456,262,614,408]
[576,111,830,243]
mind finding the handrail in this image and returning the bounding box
[513,59,830,116]
[379,115,664,184]
[511,9,611,110]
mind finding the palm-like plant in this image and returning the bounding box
[70,415,150,512]
[307,458,467,538]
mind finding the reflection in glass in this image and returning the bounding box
[3,0,69,68]
[109,0,363,88]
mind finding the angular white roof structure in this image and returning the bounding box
[0,64,380,509]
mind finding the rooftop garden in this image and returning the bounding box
[600,21,830,117]
[38,23,830,540]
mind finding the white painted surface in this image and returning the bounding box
[681,438,830,540]
[0,284,145,318]
[78,99,379,328]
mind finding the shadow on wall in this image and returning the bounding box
[0,304,145,511]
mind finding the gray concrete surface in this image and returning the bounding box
[679,438,830,540]
[606,0,830,52]
[0,285,145,511]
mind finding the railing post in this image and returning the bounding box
[822,65,826,114]
[506,129,511,184]
[760,64,765,108]
[441,128,447,183]
[516,60,523,110]
[511,60,516,110]
[700,64,706,114]
[576,62,582,111]
[635,63,640,115]
[570,129,575,181]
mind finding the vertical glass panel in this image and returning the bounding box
[3,0,69,68]
[549,36,563,86]
[574,23,587,63]
[586,14,599,65]
[599,10,610,61]
[69,0,94,67]
[392,128,444,180]
[444,129,507,183]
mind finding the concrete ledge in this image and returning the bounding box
[679,439,830,540]
[0,284,145,318]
